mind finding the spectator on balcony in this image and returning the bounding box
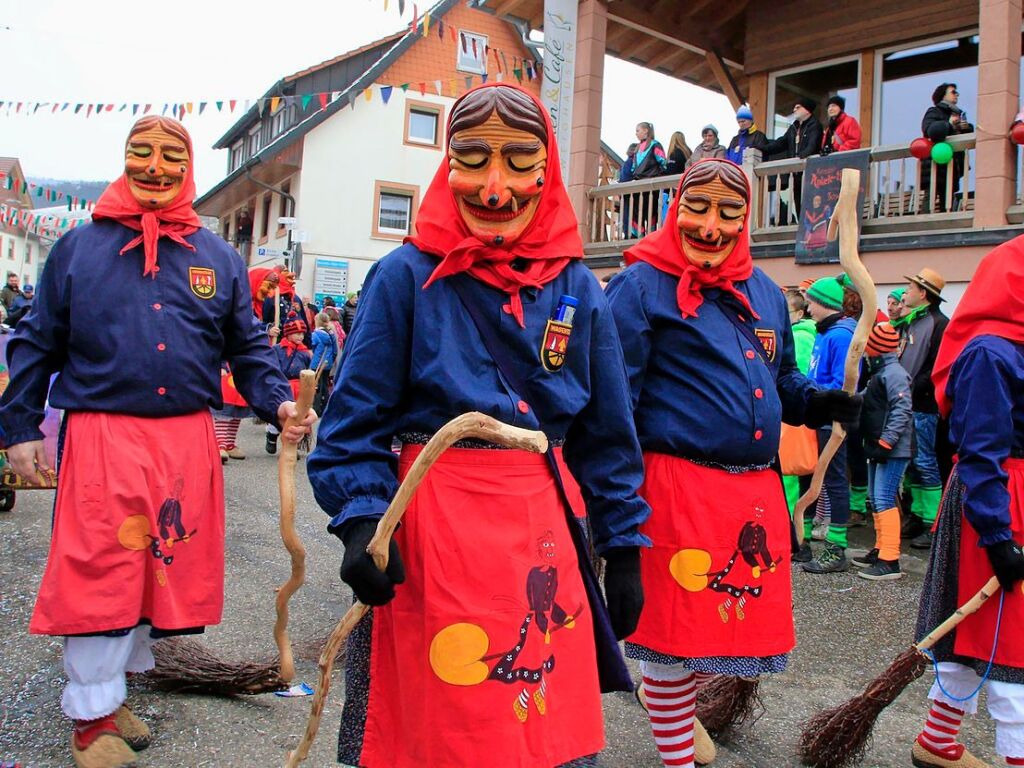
[764,99,823,216]
[821,95,862,155]
[921,83,974,212]
[620,122,667,237]
[686,124,726,167]
[726,105,768,166]
[664,131,692,175]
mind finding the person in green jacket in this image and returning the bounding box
[783,289,818,533]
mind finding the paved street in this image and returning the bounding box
[0,424,1000,767]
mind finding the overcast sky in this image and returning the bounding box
[2,0,737,195]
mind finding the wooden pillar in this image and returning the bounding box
[706,50,744,111]
[568,0,608,241]
[974,0,1021,227]
[747,72,769,133]
[859,51,875,146]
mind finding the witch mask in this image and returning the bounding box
[676,161,749,270]
[124,117,192,210]
[447,88,548,246]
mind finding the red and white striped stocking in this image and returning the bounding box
[213,417,241,450]
[917,700,966,760]
[643,670,698,767]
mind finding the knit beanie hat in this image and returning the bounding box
[282,312,304,338]
[736,105,754,121]
[866,322,899,357]
[799,277,815,292]
[827,95,846,111]
[806,277,845,311]
[888,287,906,301]
[702,124,719,138]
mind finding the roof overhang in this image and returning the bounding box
[194,138,303,216]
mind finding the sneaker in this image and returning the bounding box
[227,446,246,460]
[847,511,869,528]
[851,548,879,568]
[858,559,903,581]
[802,542,849,574]
[265,433,278,455]
[911,530,934,550]
[793,543,813,563]
[811,523,828,541]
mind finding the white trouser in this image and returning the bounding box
[930,661,1024,758]
[62,627,156,720]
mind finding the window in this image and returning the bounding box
[277,181,291,234]
[271,103,287,137]
[456,30,488,75]
[372,181,420,240]
[229,141,243,172]
[260,193,272,241]
[7,240,13,260]
[877,35,978,145]
[248,123,263,157]
[768,57,860,144]
[404,100,444,148]
[24,243,31,264]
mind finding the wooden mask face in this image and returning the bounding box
[447,112,547,245]
[124,123,191,209]
[676,176,748,269]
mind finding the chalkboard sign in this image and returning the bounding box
[795,149,870,264]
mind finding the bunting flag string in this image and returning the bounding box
[0,203,87,240]
[1,172,98,211]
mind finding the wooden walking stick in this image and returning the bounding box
[273,286,282,334]
[799,576,1002,768]
[282,412,549,767]
[795,168,876,544]
[275,369,317,683]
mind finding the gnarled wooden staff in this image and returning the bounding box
[795,168,876,544]
[275,369,317,683]
[283,412,549,767]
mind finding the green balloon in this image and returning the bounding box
[931,141,954,165]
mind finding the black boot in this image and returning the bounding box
[265,432,278,455]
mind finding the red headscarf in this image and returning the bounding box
[92,117,202,278]
[248,267,273,320]
[624,159,756,320]
[407,83,583,328]
[931,235,1024,417]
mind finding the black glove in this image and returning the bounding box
[805,389,863,429]
[339,519,406,606]
[986,539,1024,592]
[603,547,644,641]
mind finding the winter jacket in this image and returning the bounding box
[726,128,768,165]
[791,318,816,375]
[860,354,913,460]
[341,298,358,334]
[821,112,862,154]
[631,140,668,179]
[310,328,338,374]
[664,146,691,175]
[0,285,23,311]
[763,116,823,160]
[686,143,726,167]
[274,341,311,381]
[808,313,856,391]
[920,102,973,199]
[896,303,949,413]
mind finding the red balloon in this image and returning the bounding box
[1011,122,1024,146]
[910,138,933,160]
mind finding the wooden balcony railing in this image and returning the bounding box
[585,133,977,256]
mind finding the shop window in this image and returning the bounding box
[372,181,419,240]
[769,58,860,146]
[405,100,444,148]
[457,30,488,75]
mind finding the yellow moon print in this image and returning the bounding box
[669,549,713,592]
[117,515,152,551]
[429,622,491,686]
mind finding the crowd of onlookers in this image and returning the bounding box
[0,272,34,328]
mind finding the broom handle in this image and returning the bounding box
[274,286,281,332]
[274,370,317,684]
[915,576,1001,653]
[283,412,548,767]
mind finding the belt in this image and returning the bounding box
[399,431,565,450]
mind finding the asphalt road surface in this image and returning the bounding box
[0,425,1000,767]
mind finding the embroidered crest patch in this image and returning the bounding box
[541,319,572,372]
[189,267,216,299]
[754,328,777,362]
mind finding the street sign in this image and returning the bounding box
[256,246,283,259]
[314,258,349,301]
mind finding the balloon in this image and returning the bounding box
[909,138,933,160]
[1011,122,1024,146]
[931,142,954,165]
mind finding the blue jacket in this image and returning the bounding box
[606,263,817,466]
[275,343,312,380]
[808,314,856,391]
[0,221,292,446]
[309,328,337,373]
[306,244,651,553]
[947,335,1024,546]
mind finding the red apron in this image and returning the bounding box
[360,446,603,768]
[629,453,795,659]
[954,458,1024,667]
[220,366,249,407]
[30,411,225,636]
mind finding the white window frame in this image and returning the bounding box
[456,30,488,75]
[248,123,263,157]
[229,140,244,171]
[377,191,414,236]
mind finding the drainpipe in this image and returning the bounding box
[244,161,296,270]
